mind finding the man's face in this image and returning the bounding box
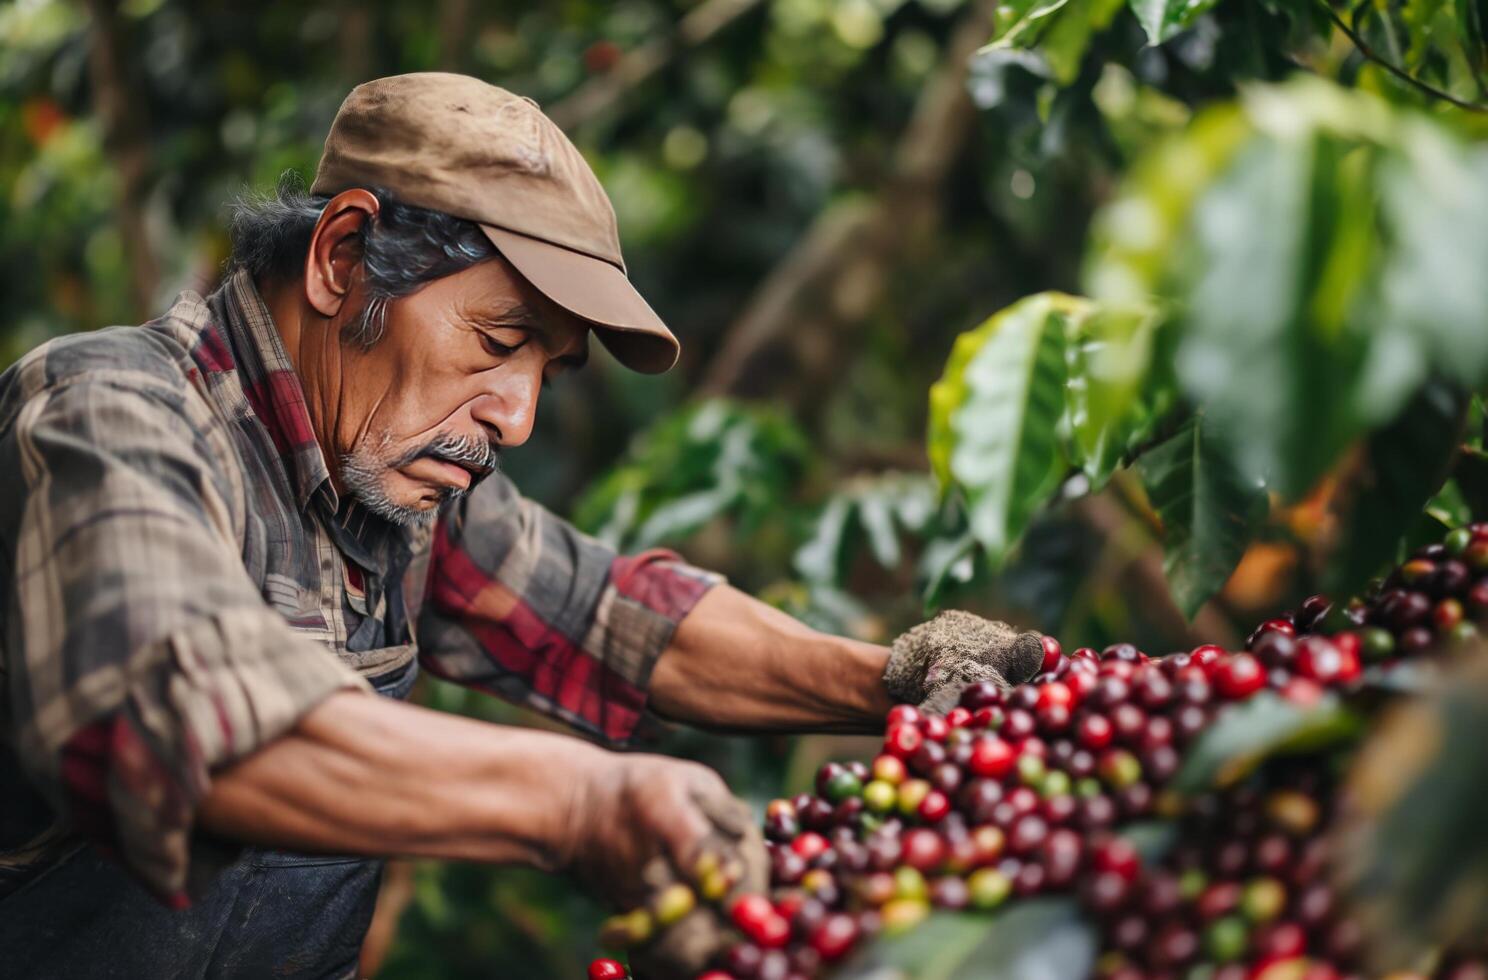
[325,256,588,525]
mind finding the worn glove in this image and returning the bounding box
[627,787,769,980]
[884,610,1046,714]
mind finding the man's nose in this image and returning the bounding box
[470,365,541,448]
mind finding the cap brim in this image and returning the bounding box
[480,225,679,374]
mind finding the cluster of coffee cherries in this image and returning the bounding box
[1278,523,1488,662]
[1087,763,1488,980]
[588,523,1488,980]
[1089,765,1353,978]
[700,631,1343,979]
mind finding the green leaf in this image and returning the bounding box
[929,293,1076,564]
[1129,0,1223,45]
[1326,381,1467,597]
[1173,131,1376,499]
[1173,692,1364,794]
[977,0,1126,90]
[1136,413,1268,619]
[1063,302,1168,488]
[794,495,854,585]
[837,899,1096,979]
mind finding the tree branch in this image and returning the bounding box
[1319,0,1488,113]
[84,0,159,316]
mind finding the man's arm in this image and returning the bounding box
[648,584,893,733]
[197,692,749,908]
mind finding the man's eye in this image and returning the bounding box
[481,334,523,357]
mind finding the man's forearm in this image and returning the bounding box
[648,584,893,733]
[198,691,604,869]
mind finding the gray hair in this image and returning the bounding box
[226,171,497,347]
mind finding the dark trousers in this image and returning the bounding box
[0,663,418,980]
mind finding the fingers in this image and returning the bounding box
[648,762,718,875]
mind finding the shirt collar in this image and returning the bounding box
[212,269,338,513]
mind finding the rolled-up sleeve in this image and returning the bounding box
[418,473,720,746]
[0,378,367,904]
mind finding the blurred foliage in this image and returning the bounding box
[4,0,1486,975]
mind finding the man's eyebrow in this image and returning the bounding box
[478,303,541,327]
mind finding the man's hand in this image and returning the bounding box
[560,753,764,910]
[884,610,1045,714]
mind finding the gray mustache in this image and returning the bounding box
[401,433,500,476]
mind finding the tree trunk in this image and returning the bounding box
[696,0,997,418]
[84,0,158,317]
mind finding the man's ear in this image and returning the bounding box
[303,188,380,318]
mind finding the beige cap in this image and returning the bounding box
[311,72,679,373]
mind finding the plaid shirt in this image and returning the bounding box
[0,269,717,905]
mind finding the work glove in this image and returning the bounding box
[884,609,1046,714]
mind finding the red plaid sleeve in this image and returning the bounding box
[418,474,720,744]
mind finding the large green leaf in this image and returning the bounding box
[1326,381,1468,597]
[1173,692,1364,794]
[1136,412,1268,619]
[1129,0,1224,45]
[837,899,1096,979]
[1089,78,1488,503]
[929,293,1075,564]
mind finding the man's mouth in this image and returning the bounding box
[397,434,500,492]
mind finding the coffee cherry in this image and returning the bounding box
[900,828,945,872]
[1098,749,1142,789]
[897,779,931,817]
[1213,652,1266,699]
[808,912,859,961]
[1203,915,1249,962]
[1092,835,1141,882]
[968,736,1015,778]
[1151,923,1201,969]
[1076,794,1118,832]
[886,704,922,728]
[1009,814,1050,855]
[1190,643,1226,666]
[1295,636,1361,684]
[1003,709,1036,741]
[790,831,829,864]
[1255,920,1307,961]
[959,680,1003,710]
[967,867,1012,909]
[944,706,972,728]
[871,754,907,785]
[589,959,627,980]
[929,875,971,909]
[653,882,696,926]
[862,780,897,814]
[1081,869,1131,915]
[1042,828,1084,887]
[1040,635,1063,674]
[818,764,862,803]
[920,714,950,743]
[918,789,951,823]
[725,943,764,977]
[884,723,922,759]
[1253,631,1297,668]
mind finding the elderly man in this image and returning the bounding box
[0,73,1039,978]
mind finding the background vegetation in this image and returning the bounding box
[3,0,1485,975]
